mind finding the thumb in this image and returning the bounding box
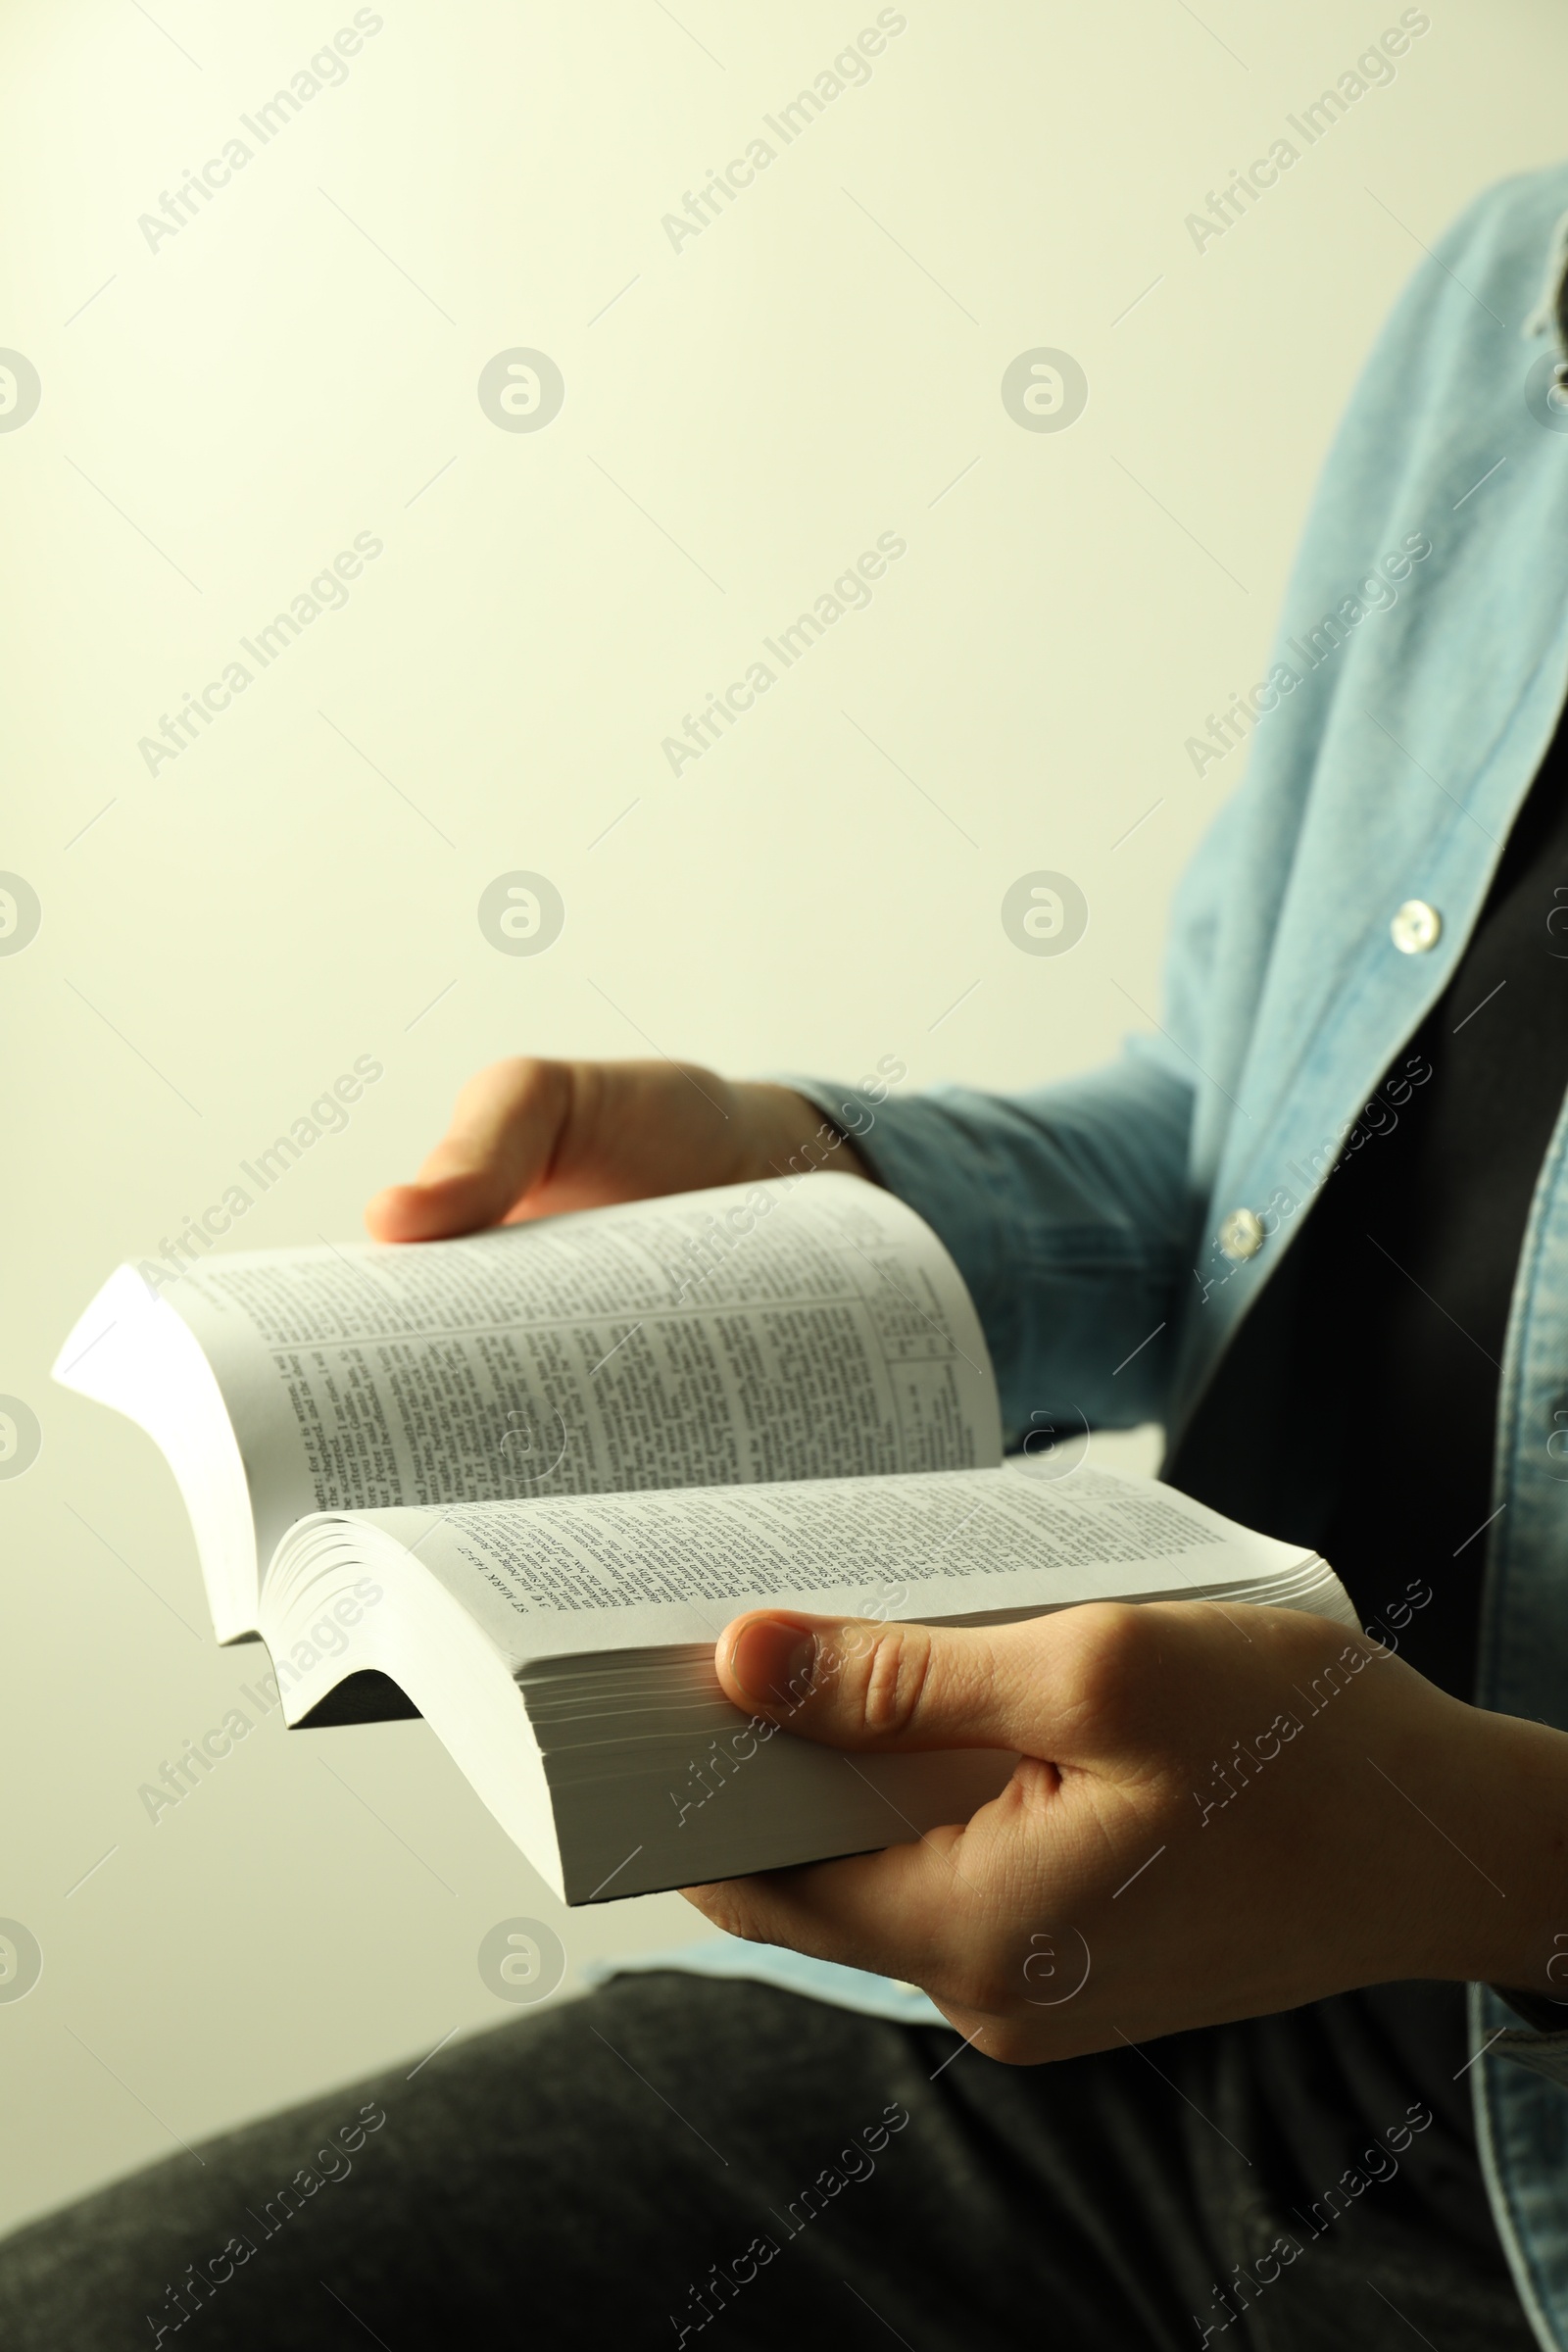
[716,1610,1026,1752]
[365,1058,572,1241]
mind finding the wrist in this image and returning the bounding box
[1440,1704,1568,1992]
[740,1083,875,1185]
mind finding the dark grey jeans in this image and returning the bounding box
[0,1972,1538,2350]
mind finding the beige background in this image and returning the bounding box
[0,0,1561,2232]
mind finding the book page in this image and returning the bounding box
[342,1464,1350,1666]
[166,1175,1001,1574]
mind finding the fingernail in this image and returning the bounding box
[728,1617,818,1709]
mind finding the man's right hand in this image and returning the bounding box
[364,1057,868,1243]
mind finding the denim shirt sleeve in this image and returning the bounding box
[778,1043,1195,1443]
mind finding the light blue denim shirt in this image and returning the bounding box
[609,165,1568,2351]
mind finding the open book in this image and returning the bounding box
[56,1174,1354,1902]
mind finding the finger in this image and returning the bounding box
[714,1609,1037,1753]
[365,1058,572,1241]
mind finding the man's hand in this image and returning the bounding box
[365,1057,869,1241]
[683,1599,1568,2062]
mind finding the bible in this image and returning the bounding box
[55,1174,1355,1902]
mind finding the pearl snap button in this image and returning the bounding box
[1218,1207,1264,1262]
[1391,899,1442,955]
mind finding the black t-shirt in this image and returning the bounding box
[1166,717,1568,2250]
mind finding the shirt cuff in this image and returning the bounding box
[586,1936,952,2029]
[1485,1984,1568,2085]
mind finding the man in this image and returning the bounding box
[8,165,1568,2350]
